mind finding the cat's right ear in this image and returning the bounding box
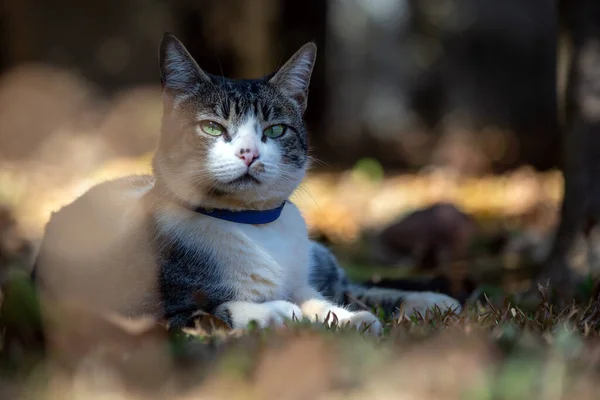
[159,33,210,96]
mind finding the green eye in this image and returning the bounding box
[199,120,225,136]
[263,124,287,138]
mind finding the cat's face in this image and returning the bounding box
[153,34,316,210]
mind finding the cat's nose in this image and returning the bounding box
[237,147,260,166]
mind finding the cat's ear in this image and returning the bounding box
[159,33,210,95]
[269,43,317,113]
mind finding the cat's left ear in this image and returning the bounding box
[159,33,211,96]
[269,43,317,113]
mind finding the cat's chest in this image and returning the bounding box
[240,223,302,268]
[161,203,310,302]
[216,215,309,301]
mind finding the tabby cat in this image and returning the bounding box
[33,34,460,335]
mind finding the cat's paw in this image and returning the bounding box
[340,311,383,336]
[260,300,303,327]
[320,307,382,336]
[300,298,383,336]
[218,300,303,330]
[396,292,462,317]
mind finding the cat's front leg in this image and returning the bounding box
[214,300,303,329]
[292,287,383,335]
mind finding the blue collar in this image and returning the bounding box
[193,201,287,225]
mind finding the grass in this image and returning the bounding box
[2,267,600,400]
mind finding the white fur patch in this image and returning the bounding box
[216,300,302,329]
[208,115,265,183]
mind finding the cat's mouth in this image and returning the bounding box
[228,173,261,186]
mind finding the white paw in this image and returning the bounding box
[397,292,462,317]
[298,297,383,335]
[260,300,303,327]
[341,311,383,336]
[223,300,303,329]
[319,306,383,336]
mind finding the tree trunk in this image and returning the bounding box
[538,0,600,294]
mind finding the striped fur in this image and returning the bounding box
[308,241,461,317]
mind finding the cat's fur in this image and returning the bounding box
[32,34,460,335]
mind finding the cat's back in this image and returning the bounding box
[39,175,155,260]
[34,175,161,316]
[43,175,152,235]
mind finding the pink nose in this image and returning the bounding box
[237,147,259,166]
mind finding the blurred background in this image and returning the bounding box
[0,0,566,293]
[7,3,600,400]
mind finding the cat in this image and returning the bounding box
[32,34,461,336]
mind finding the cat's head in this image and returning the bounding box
[153,33,316,210]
